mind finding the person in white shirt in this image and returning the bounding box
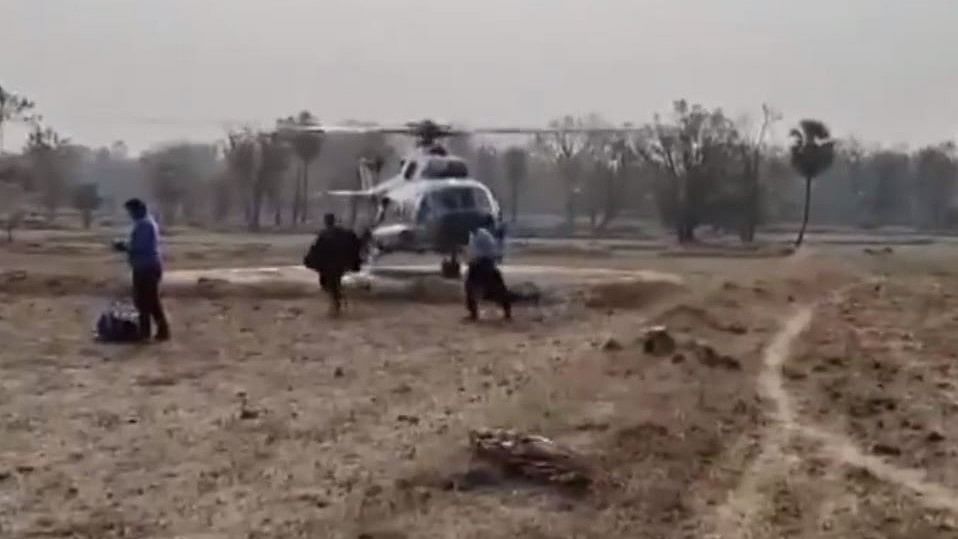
[468,226,500,261]
[464,219,511,321]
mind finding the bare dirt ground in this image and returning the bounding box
[2,229,958,538]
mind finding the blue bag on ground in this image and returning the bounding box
[95,301,141,343]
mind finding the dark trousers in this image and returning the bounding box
[319,270,344,314]
[132,266,169,339]
[465,258,511,319]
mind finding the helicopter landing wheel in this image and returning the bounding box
[440,257,461,279]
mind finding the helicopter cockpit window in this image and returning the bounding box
[403,161,418,180]
[428,187,492,212]
[421,159,469,179]
[470,188,493,211]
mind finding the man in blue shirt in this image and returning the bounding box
[114,198,170,341]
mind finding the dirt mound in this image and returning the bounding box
[584,278,685,310]
[165,275,552,305]
[177,276,465,303]
[659,244,795,259]
[388,277,465,303]
[640,326,677,356]
[511,241,616,257]
[0,270,115,296]
[655,304,749,335]
[163,277,316,299]
[629,325,743,371]
[6,241,105,257]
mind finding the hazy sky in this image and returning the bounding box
[2,0,956,152]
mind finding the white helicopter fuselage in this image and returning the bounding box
[331,150,503,257]
[371,177,500,253]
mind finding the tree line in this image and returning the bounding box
[2,83,957,245]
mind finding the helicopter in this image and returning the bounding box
[276,119,638,279]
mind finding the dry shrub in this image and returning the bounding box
[584,278,684,310]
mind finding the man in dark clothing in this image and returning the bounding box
[464,219,511,321]
[304,213,362,316]
[114,198,170,341]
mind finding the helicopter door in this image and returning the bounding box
[403,161,418,180]
[400,198,416,221]
[416,196,432,224]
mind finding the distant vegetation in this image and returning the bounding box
[1,82,957,244]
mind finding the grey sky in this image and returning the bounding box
[2,0,956,152]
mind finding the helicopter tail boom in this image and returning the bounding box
[325,189,378,198]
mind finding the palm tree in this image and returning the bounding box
[225,130,261,229]
[257,133,292,229]
[287,111,322,225]
[789,119,835,246]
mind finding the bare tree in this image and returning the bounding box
[913,143,957,230]
[0,84,36,153]
[71,183,101,229]
[789,119,836,246]
[141,143,219,226]
[642,101,741,243]
[446,134,478,166]
[0,180,27,242]
[503,147,528,224]
[475,145,500,189]
[224,130,291,231]
[865,150,911,226]
[738,104,780,242]
[583,131,643,233]
[841,137,869,224]
[534,115,592,233]
[24,123,72,220]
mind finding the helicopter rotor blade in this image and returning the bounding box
[276,124,380,135]
[470,126,645,135]
[275,123,460,137]
[276,121,645,137]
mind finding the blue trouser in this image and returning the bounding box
[132,265,169,339]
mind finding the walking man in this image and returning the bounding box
[114,198,170,342]
[464,219,512,321]
[304,213,362,316]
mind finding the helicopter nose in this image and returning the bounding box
[434,211,495,251]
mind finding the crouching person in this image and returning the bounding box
[464,222,511,322]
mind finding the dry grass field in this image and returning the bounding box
[2,229,958,538]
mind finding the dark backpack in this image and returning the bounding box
[95,302,142,343]
[303,229,363,273]
[303,240,322,272]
